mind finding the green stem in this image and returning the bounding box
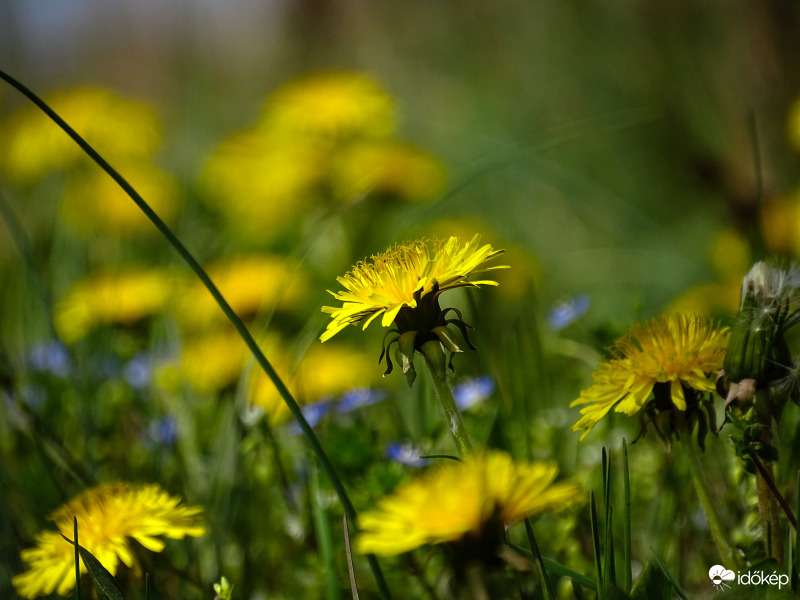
[421,342,473,457]
[0,68,392,599]
[682,437,740,568]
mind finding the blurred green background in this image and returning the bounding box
[2,2,800,599]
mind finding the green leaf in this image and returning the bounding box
[650,550,688,600]
[598,584,631,600]
[62,534,126,600]
[630,559,671,600]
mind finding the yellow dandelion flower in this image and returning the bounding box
[356,450,581,556]
[249,342,379,425]
[174,255,310,331]
[260,71,396,141]
[321,234,507,382]
[13,482,205,599]
[321,234,505,342]
[61,161,180,237]
[330,140,447,204]
[0,86,161,184]
[571,313,729,441]
[199,131,323,242]
[54,268,177,343]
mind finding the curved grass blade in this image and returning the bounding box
[343,514,360,600]
[0,68,391,599]
[61,532,126,600]
[524,518,555,600]
[623,439,632,593]
[73,518,81,600]
[650,549,688,600]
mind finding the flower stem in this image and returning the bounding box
[421,342,473,456]
[682,437,740,569]
[755,459,785,562]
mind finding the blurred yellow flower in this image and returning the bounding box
[163,330,251,394]
[330,140,447,203]
[321,234,506,342]
[13,482,204,599]
[0,86,161,184]
[249,342,379,424]
[760,191,800,258]
[54,268,177,343]
[174,255,310,331]
[356,450,581,556]
[787,96,800,154]
[199,131,323,242]
[571,313,729,440]
[61,161,180,236]
[260,71,396,141]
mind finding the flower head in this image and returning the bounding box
[260,71,396,141]
[0,86,161,184]
[356,450,581,557]
[321,234,507,383]
[13,482,205,599]
[54,268,177,343]
[571,313,729,444]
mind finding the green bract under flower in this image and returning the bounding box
[320,235,507,383]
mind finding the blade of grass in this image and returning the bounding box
[343,515,360,600]
[590,490,603,590]
[74,518,81,600]
[524,518,555,600]
[0,68,391,600]
[650,549,688,600]
[311,461,341,600]
[507,544,597,591]
[622,439,632,593]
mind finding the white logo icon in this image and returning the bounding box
[709,564,736,590]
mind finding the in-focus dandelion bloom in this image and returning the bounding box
[356,450,581,556]
[571,313,729,441]
[321,235,505,342]
[13,482,205,599]
[321,235,507,382]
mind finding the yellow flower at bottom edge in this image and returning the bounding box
[570,313,729,440]
[356,450,581,556]
[13,482,205,599]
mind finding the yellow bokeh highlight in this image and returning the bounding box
[61,161,180,236]
[330,140,447,204]
[174,254,310,331]
[0,86,161,184]
[259,71,396,142]
[54,268,177,343]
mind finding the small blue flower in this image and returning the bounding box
[454,375,494,411]
[147,415,178,445]
[27,341,70,377]
[287,399,334,435]
[548,294,590,331]
[335,388,388,413]
[386,442,430,467]
[124,353,154,389]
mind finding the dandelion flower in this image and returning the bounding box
[321,235,505,380]
[0,86,161,184]
[260,71,396,141]
[13,482,205,599]
[356,450,581,556]
[571,313,729,442]
[54,268,177,343]
[330,140,447,204]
